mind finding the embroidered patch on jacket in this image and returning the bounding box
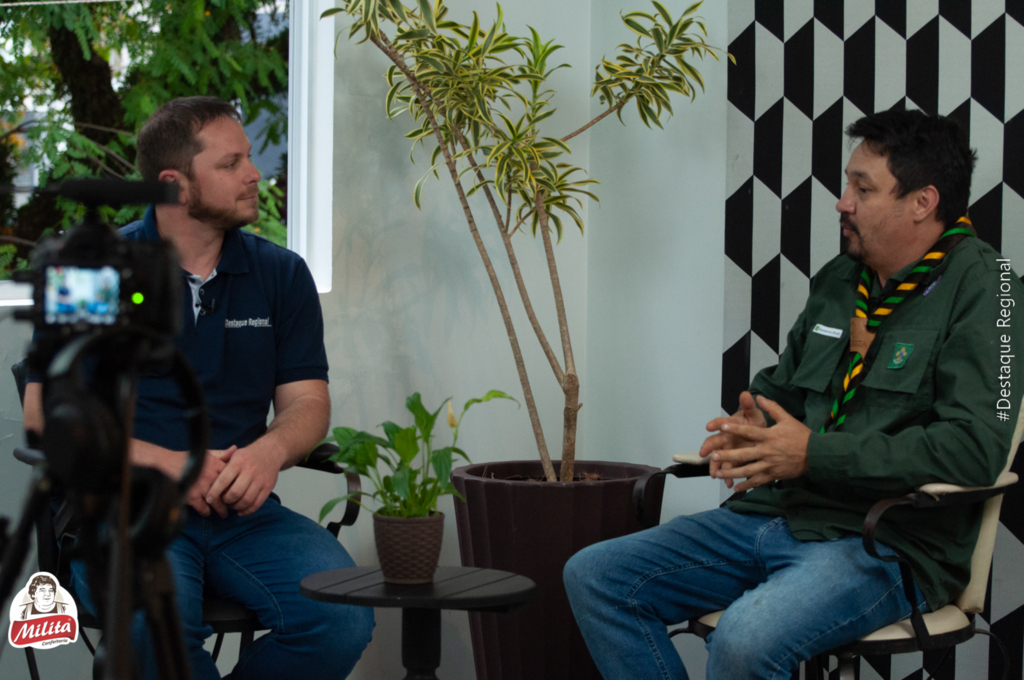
[888,343,914,369]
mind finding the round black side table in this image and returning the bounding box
[300,566,535,680]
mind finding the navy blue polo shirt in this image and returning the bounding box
[121,205,328,451]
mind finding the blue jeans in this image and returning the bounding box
[563,508,928,680]
[70,494,374,680]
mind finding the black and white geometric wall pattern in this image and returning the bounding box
[721,1,1024,678]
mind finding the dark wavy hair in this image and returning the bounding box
[846,109,977,227]
[28,574,57,598]
[136,96,241,181]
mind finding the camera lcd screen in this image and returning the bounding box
[44,265,120,325]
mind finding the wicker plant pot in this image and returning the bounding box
[452,460,664,680]
[373,512,445,584]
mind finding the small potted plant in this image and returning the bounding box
[320,390,516,583]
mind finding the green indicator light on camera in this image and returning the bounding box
[132,292,145,305]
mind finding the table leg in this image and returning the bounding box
[401,608,441,680]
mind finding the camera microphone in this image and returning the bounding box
[46,179,180,207]
[199,299,217,315]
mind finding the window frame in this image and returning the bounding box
[0,281,32,307]
[287,0,335,293]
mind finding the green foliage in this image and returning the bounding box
[319,390,518,520]
[243,177,287,247]
[325,0,725,242]
[594,1,733,127]
[0,0,288,237]
[0,245,17,280]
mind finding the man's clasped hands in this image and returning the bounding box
[187,444,285,518]
[699,391,813,492]
[132,439,286,519]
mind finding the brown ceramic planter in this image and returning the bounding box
[451,460,665,680]
[373,512,445,584]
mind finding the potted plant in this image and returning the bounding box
[322,1,727,675]
[319,390,516,583]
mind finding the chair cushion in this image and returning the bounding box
[696,610,723,627]
[856,604,969,642]
[202,597,265,634]
[691,604,969,642]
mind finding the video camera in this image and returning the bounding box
[13,180,182,374]
[8,180,208,495]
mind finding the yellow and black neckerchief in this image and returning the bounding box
[820,217,974,433]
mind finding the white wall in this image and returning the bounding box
[0,2,730,678]
[585,0,728,520]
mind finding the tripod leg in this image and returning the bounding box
[0,475,53,606]
[99,511,135,680]
[25,648,41,680]
[138,555,192,680]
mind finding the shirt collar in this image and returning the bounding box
[140,204,161,242]
[140,204,249,276]
[870,235,967,294]
[216,229,248,275]
[869,259,918,298]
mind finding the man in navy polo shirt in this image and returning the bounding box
[24,96,374,679]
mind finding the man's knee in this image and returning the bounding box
[705,607,796,679]
[563,546,590,597]
[564,541,613,601]
[310,603,375,667]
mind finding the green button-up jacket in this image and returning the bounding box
[729,236,1024,610]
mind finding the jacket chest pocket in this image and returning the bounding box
[791,326,848,394]
[859,329,938,408]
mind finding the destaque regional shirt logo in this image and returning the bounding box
[7,572,79,650]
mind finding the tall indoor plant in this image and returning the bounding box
[323,0,726,483]
[322,2,726,676]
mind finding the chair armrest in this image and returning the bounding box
[671,452,710,466]
[859,473,1019,651]
[14,447,45,467]
[915,471,1018,503]
[298,442,363,535]
[299,442,343,474]
[864,473,1019,551]
[633,454,712,529]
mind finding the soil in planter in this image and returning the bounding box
[479,466,605,483]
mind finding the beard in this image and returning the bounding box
[840,214,862,262]
[187,183,259,231]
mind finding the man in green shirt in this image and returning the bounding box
[564,109,1024,680]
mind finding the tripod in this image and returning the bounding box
[0,329,209,680]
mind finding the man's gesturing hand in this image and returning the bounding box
[188,447,237,518]
[206,444,285,517]
[700,391,768,486]
[710,396,811,492]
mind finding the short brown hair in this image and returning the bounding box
[28,574,56,597]
[136,97,241,181]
